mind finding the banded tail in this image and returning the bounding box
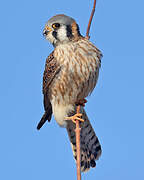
[66,106,102,172]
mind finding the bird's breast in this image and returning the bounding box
[51,39,101,105]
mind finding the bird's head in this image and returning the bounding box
[43,14,82,47]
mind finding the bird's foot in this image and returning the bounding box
[76,98,87,107]
[65,113,84,124]
[65,99,87,124]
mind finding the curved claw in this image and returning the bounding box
[65,113,84,124]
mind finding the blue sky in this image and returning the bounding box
[0,0,144,179]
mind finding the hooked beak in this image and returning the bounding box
[43,26,52,36]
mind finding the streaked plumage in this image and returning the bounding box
[37,14,102,172]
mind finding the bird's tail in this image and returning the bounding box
[66,106,102,172]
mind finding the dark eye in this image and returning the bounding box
[52,23,60,29]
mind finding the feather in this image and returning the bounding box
[66,106,102,172]
[37,51,61,130]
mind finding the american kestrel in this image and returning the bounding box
[37,14,102,172]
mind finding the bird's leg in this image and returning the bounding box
[76,98,87,107]
[65,98,87,124]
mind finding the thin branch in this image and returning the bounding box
[86,0,97,39]
[75,1,97,179]
[75,105,81,180]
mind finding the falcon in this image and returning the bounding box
[37,14,103,172]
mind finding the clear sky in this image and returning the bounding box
[0,0,144,179]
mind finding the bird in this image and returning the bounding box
[37,14,103,172]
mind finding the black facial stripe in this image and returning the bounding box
[52,31,58,40]
[66,25,73,39]
[76,24,81,36]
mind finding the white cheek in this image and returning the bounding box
[57,26,69,42]
[46,32,57,44]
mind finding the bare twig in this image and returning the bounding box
[75,1,97,179]
[75,105,81,180]
[86,0,97,39]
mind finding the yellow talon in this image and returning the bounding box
[65,113,84,124]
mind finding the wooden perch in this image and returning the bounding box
[86,0,97,39]
[75,105,81,180]
[75,1,97,180]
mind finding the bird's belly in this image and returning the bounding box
[51,101,74,127]
[51,67,98,105]
[50,71,97,127]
